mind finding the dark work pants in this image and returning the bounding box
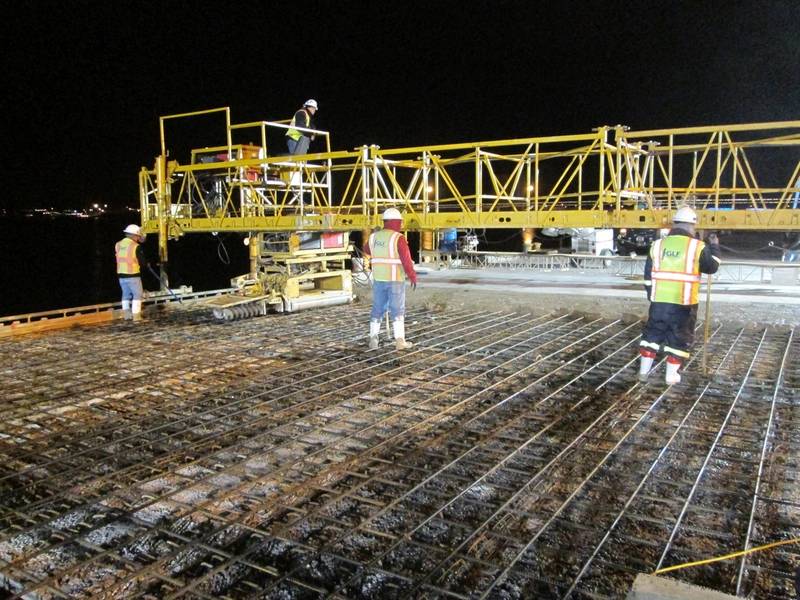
[287,136,310,155]
[640,302,698,360]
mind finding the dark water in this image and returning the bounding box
[0,215,249,316]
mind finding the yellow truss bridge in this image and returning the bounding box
[140,108,800,244]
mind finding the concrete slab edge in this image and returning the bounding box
[626,574,739,600]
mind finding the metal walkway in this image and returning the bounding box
[0,305,797,599]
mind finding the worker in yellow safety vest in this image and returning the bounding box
[363,208,418,351]
[640,207,721,384]
[286,99,318,155]
[115,224,147,321]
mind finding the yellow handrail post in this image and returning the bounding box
[154,154,170,290]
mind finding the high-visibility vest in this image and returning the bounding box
[368,229,405,282]
[115,237,140,275]
[286,109,310,141]
[649,235,704,305]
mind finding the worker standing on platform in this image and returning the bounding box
[115,224,147,321]
[286,99,318,155]
[639,207,721,384]
[364,208,418,350]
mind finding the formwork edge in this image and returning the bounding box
[627,574,739,600]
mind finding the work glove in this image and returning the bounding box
[707,233,719,245]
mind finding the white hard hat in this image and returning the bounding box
[382,208,403,221]
[673,206,698,224]
[304,99,318,110]
[124,224,142,235]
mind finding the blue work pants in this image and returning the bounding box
[119,277,143,301]
[371,281,406,321]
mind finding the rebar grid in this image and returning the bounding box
[0,305,509,509]
[0,305,796,600]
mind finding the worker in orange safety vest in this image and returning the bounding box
[115,224,147,321]
[363,208,418,351]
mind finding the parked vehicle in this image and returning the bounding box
[616,228,669,255]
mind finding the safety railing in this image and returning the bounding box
[450,252,800,284]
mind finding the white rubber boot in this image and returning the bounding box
[368,319,381,350]
[665,360,681,385]
[121,300,132,320]
[132,300,143,322]
[639,356,654,382]
[393,318,413,350]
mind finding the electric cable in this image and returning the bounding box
[350,243,373,288]
[217,237,231,265]
[653,536,800,576]
[145,264,183,303]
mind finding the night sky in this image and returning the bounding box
[6,0,800,211]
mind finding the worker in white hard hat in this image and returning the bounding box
[363,208,418,350]
[286,99,318,155]
[115,224,147,321]
[639,206,721,384]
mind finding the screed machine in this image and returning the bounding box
[138,108,800,319]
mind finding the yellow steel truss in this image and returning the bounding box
[140,111,800,240]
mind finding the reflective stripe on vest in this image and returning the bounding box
[115,237,140,275]
[287,110,310,141]
[369,229,405,282]
[650,235,703,305]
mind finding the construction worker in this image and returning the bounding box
[639,207,721,384]
[364,208,418,350]
[115,224,147,321]
[286,99,318,155]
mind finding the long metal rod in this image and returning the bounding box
[735,329,794,594]
[702,273,712,375]
[560,325,740,597]
[477,322,718,599]
[655,329,769,570]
